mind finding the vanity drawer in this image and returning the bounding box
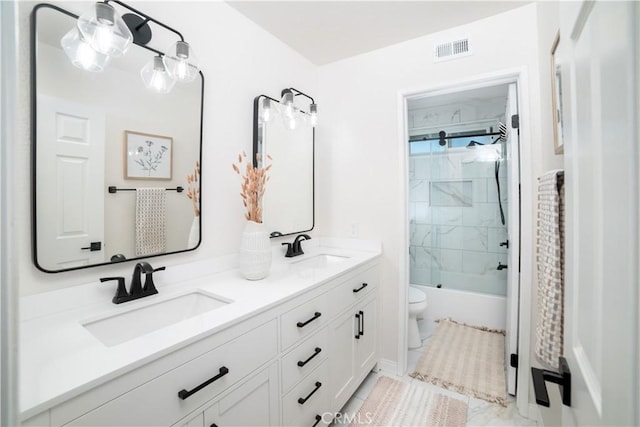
[282,360,330,427]
[328,266,378,316]
[281,326,328,394]
[64,320,277,426]
[280,293,329,351]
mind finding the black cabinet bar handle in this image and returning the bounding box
[355,313,361,339]
[359,310,364,337]
[353,283,368,293]
[178,366,229,400]
[298,381,322,405]
[298,347,322,367]
[297,312,321,328]
[312,414,322,427]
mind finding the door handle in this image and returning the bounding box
[531,357,571,407]
[81,241,102,251]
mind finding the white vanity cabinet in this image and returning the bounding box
[21,254,380,427]
[62,320,278,427]
[328,269,378,411]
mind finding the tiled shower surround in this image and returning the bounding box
[409,145,509,296]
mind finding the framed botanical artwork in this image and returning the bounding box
[125,130,173,179]
[550,31,564,154]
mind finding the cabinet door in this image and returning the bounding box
[355,295,377,373]
[177,413,204,427]
[205,363,279,427]
[328,310,357,409]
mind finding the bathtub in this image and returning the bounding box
[412,284,506,339]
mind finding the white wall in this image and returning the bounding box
[16,1,318,295]
[315,2,548,394]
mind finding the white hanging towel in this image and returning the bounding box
[135,188,167,256]
[535,169,565,368]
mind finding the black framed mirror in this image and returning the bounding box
[253,91,314,238]
[31,3,204,273]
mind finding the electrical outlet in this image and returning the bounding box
[350,223,359,238]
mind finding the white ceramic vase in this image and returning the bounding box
[239,220,272,280]
[188,216,200,249]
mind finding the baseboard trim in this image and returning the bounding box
[529,403,543,425]
[376,358,399,376]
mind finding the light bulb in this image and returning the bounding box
[140,55,176,94]
[281,90,295,118]
[261,98,272,123]
[77,2,133,57]
[309,103,318,127]
[61,27,111,72]
[164,41,200,83]
[287,116,297,130]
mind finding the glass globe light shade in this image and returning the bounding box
[163,41,200,83]
[77,2,133,57]
[309,103,318,127]
[140,55,176,94]
[60,27,112,72]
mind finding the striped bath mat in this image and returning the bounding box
[349,376,467,427]
[410,319,507,406]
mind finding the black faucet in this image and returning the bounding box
[497,262,508,271]
[100,262,165,304]
[282,234,311,257]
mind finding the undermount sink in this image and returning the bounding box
[82,290,232,347]
[291,254,350,269]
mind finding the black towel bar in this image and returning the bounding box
[108,186,184,193]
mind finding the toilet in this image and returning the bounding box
[408,286,428,349]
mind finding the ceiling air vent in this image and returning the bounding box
[434,38,471,62]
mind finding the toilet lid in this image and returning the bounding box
[409,287,426,304]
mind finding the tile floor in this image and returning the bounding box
[333,338,537,427]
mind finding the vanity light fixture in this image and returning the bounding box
[140,55,176,94]
[309,103,318,127]
[164,41,200,83]
[261,98,273,123]
[76,2,133,57]
[60,27,112,72]
[281,89,295,119]
[61,0,200,94]
[281,87,318,128]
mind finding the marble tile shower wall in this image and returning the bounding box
[409,148,508,296]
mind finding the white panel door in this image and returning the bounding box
[36,95,105,270]
[560,1,638,425]
[504,83,520,396]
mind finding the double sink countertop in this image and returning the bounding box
[19,237,382,418]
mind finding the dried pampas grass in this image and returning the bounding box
[232,151,272,223]
[186,160,200,216]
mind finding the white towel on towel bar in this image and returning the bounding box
[135,188,167,256]
[535,170,565,368]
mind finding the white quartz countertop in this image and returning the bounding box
[19,238,381,418]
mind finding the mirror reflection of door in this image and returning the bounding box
[36,95,106,270]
